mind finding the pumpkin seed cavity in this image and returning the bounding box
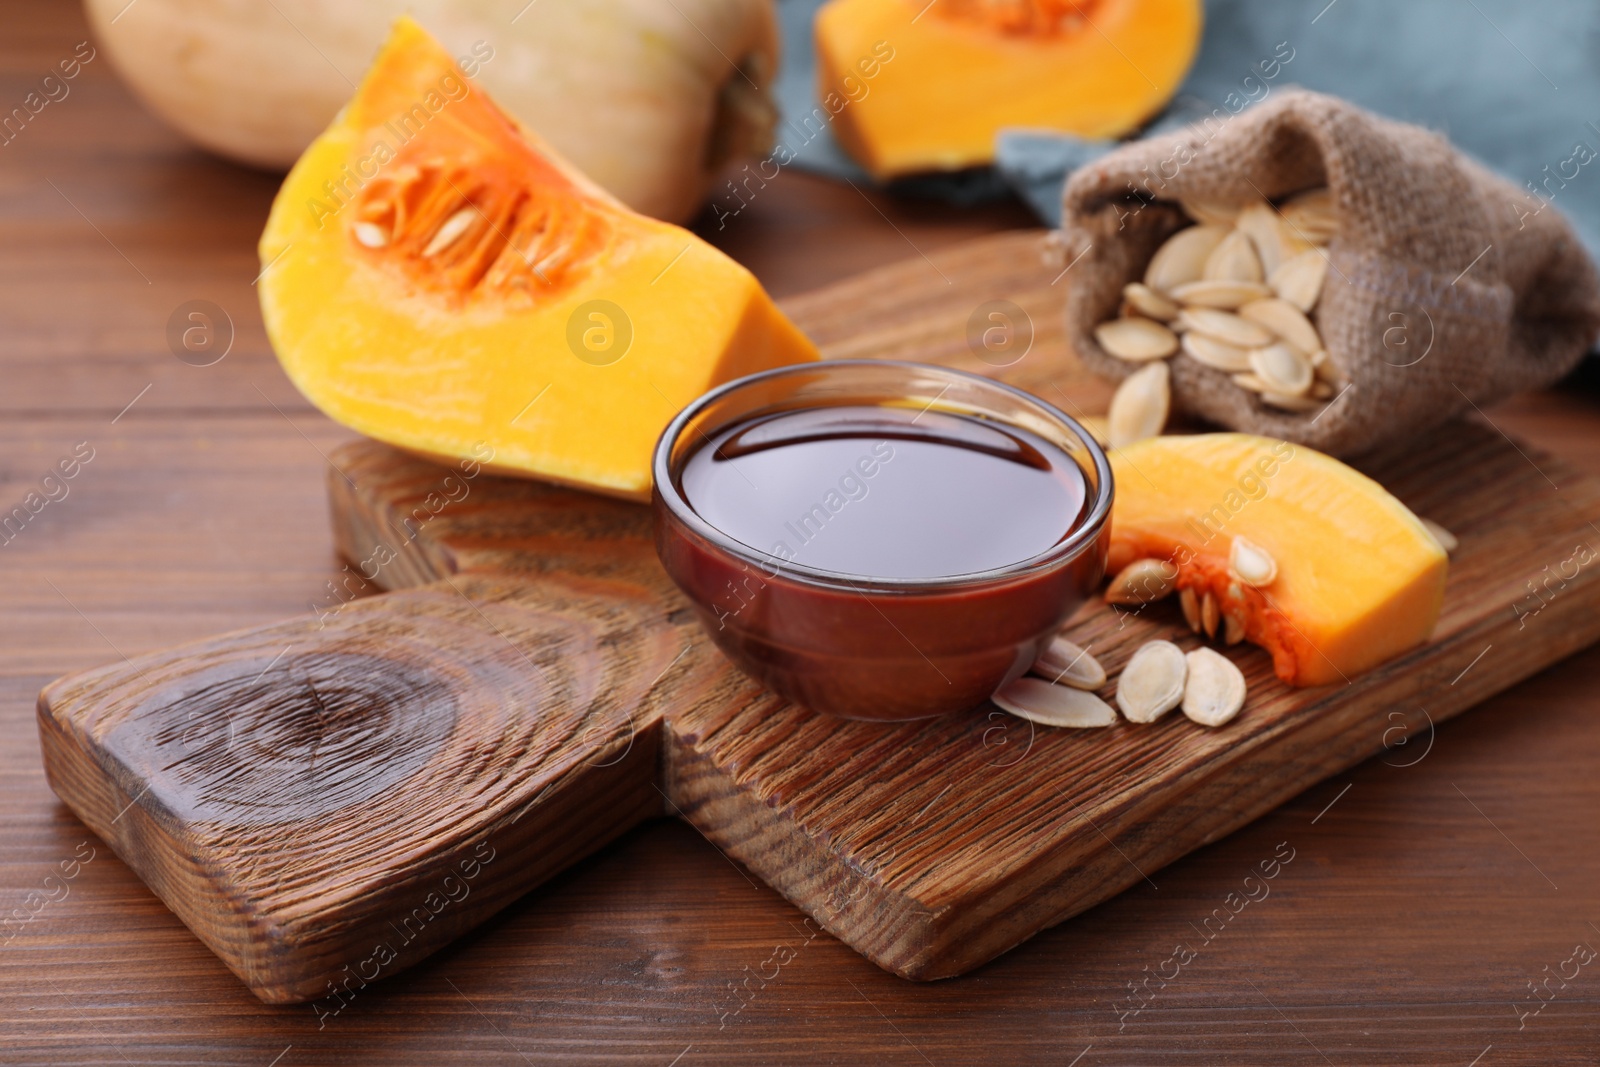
[352,160,614,299]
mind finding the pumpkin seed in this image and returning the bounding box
[1259,391,1323,413]
[1234,201,1287,276]
[1168,279,1272,309]
[1105,557,1178,605]
[1116,640,1187,723]
[1179,586,1201,632]
[1311,380,1336,400]
[354,221,390,248]
[1144,225,1230,293]
[1239,298,1323,355]
[993,677,1118,728]
[1229,535,1278,586]
[1203,230,1264,283]
[1283,187,1332,212]
[1182,331,1253,372]
[1201,590,1219,638]
[1279,187,1338,244]
[1178,308,1275,349]
[1107,361,1169,448]
[1095,317,1179,361]
[1123,282,1181,321]
[1422,517,1459,555]
[423,207,477,257]
[1249,342,1314,396]
[1180,198,1243,227]
[1278,228,1321,262]
[1223,610,1246,645]
[1031,635,1107,690]
[1182,647,1247,727]
[1231,372,1272,392]
[1268,249,1329,312]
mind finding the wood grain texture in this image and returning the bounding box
[12,1,1600,1058]
[666,423,1600,977]
[40,224,1600,1002]
[36,574,707,1003]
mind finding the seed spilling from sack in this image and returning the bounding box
[1249,342,1314,396]
[1204,230,1264,284]
[1169,279,1272,309]
[1122,282,1180,321]
[1089,187,1340,424]
[1182,331,1252,373]
[1095,317,1178,361]
[1070,91,1600,461]
[1240,298,1321,355]
[1268,250,1328,313]
[1144,224,1229,292]
[1179,307,1275,349]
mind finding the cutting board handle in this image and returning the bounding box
[36,574,680,1004]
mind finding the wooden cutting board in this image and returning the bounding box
[37,230,1600,1006]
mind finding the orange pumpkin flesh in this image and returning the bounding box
[259,17,818,501]
[1108,435,1448,686]
[816,0,1202,178]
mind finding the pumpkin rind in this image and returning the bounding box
[258,18,818,501]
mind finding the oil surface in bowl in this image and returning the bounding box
[678,405,1088,579]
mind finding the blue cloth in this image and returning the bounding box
[773,0,1600,259]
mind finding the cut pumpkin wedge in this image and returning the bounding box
[816,0,1202,178]
[1108,434,1448,686]
[258,17,818,501]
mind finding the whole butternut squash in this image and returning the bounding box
[84,0,780,223]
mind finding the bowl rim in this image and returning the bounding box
[652,359,1114,593]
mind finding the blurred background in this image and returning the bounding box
[5,1,1600,1063]
[35,0,1600,291]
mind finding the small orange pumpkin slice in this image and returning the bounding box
[815,0,1203,178]
[1108,434,1448,686]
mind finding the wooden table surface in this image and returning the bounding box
[5,2,1600,1064]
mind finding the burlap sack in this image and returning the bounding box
[1062,89,1600,458]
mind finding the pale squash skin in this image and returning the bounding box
[816,0,1202,178]
[84,0,779,223]
[1106,434,1448,686]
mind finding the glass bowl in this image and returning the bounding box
[652,360,1112,721]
